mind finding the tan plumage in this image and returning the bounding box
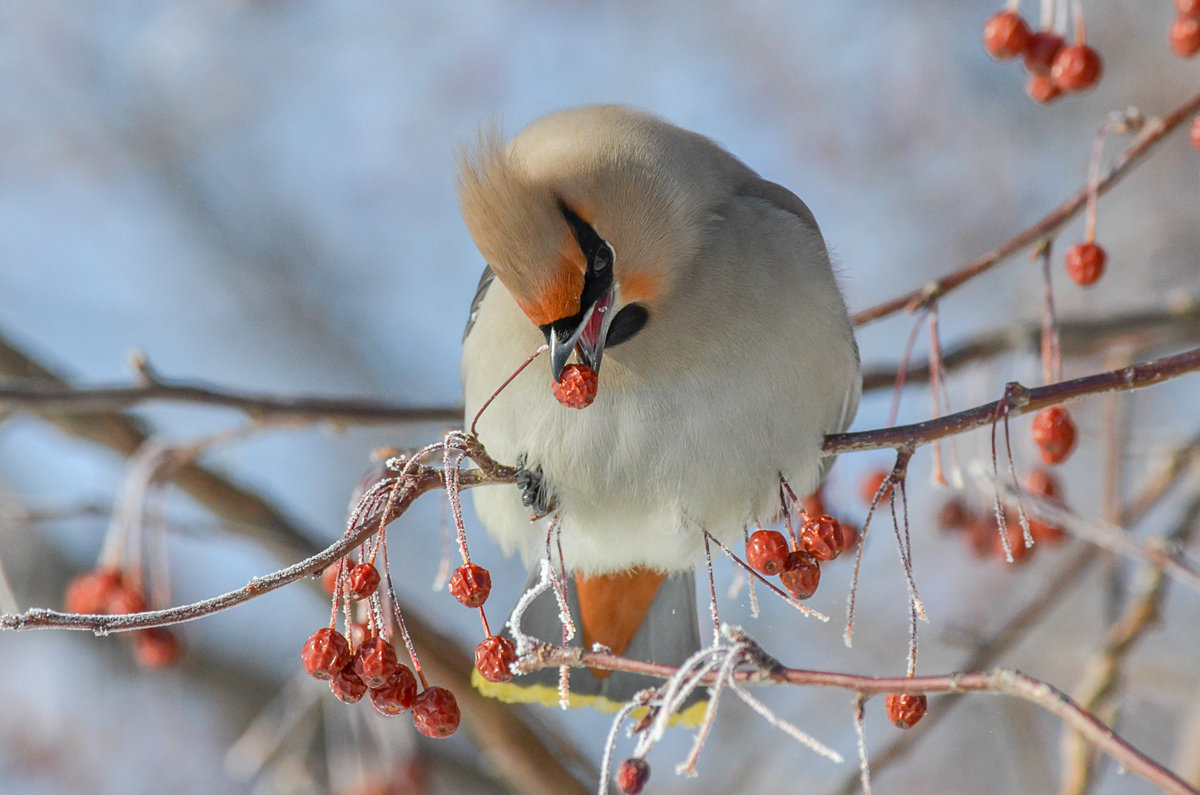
[457,105,859,711]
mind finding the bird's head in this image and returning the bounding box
[456,106,711,382]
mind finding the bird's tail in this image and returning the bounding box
[473,566,707,727]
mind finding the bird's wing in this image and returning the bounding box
[462,264,496,342]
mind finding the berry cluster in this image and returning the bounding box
[939,468,1068,562]
[1171,0,1200,57]
[63,567,182,669]
[983,9,1102,102]
[304,558,461,737]
[745,507,853,601]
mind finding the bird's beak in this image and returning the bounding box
[548,285,618,382]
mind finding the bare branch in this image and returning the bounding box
[851,89,1200,326]
[826,346,1200,455]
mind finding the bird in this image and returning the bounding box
[457,105,860,720]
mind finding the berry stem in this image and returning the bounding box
[885,310,929,429]
[1037,241,1064,385]
[926,306,948,486]
[470,343,548,437]
[479,608,492,638]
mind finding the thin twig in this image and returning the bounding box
[825,347,1200,455]
[852,90,1200,326]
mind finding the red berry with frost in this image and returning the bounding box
[1051,44,1103,91]
[321,563,341,595]
[745,529,789,575]
[369,665,418,715]
[64,568,123,614]
[302,627,351,680]
[779,551,821,599]
[1027,74,1062,104]
[353,636,400,689]
[1065,243,1106,286]
[1032,406,1077,465]
[983,11,1030,59]
[552,363,599,409]
[347,563,381,601]
[134,628,182,669]
[411,686,461,737]
[449,563,492,608]
[839,523,860,554]
[617,758,651,794]
[885,693,928,729]
[1171,16,1200,57]
[1024,31,1064,75]
[475,635,519,683]
[330,666,369,703]
[801,514,846,561]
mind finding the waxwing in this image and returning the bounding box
[458,105,860,720]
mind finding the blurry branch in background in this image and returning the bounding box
[860,303,1200,393]
[833,434,1200,794]
[0,331,315,563]
[0,352,462,424]
[0,330,591,795]
[851,89,1200,327]
[1061,490,1200,794]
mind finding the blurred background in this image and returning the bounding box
[1,1,1199,793]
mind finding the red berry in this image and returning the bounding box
[1191,116,1200,152]
[1180,0,1200,17]
[330,666,369,703]
[448,563,492,608]
[1024,31,1064,75]
[348,621,371,648]
[745,529,789,575]
[552,363,599,409]
[475,635,519,683]
[1032,406,1077,465]
[347,563,381,601]
[1065,243,1106,286]
[938,499,971,531]
[133,628,182,669]
[353,636,400,689]
[801,514,845,561]
[779,551,821,599]
[617,758,651,794]
[1171,16,1200,57]
[1051,44,1102,91]
[301,627,352,680]
[411,686,461,737]
[860,468,892,504]
[885,693,928,729]
[1027,74,1062,104]
[369,665,418,716]
[64,568,123,614]
[966,519,997,558]
[983,11,1030,59]
[106,582,148,615]
[839,523,860,554]
[1025,469,1067,544]
[321,563,341,595]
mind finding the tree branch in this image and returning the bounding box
[861,304,1200,393]
[851,90,1200,327]
[826,346,1200,455]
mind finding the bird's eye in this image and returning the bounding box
[592,242,614,273]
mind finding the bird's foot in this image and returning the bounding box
[516,455,555,518]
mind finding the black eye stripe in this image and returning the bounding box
[556,201,614,318]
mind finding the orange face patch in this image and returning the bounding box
[520,248,586,327]
[616,269,662,304]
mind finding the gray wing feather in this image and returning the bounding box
[462,265,496,341]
